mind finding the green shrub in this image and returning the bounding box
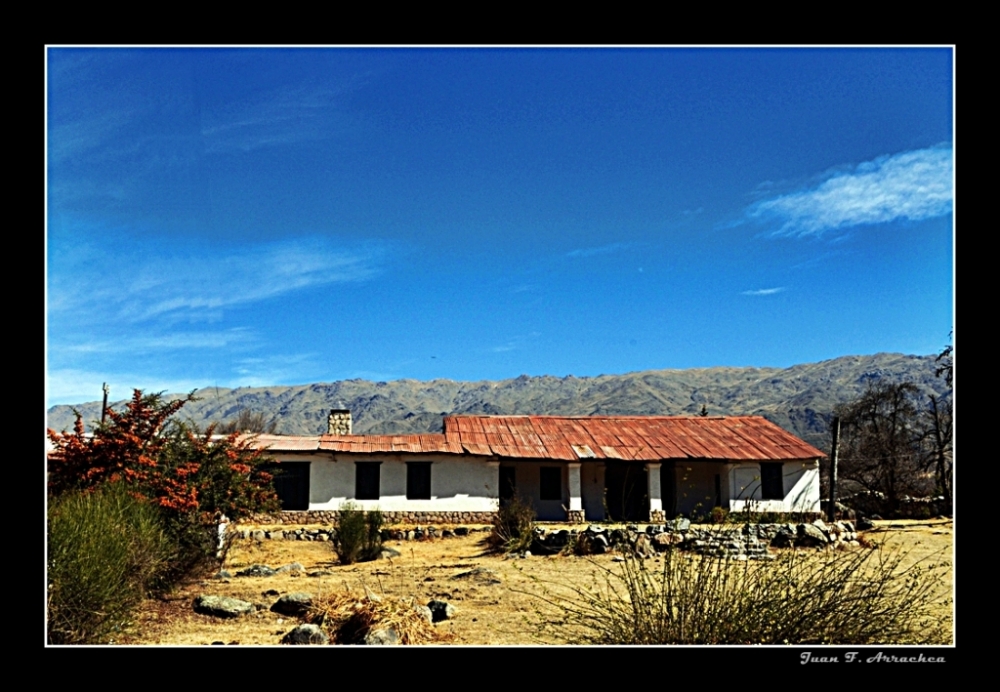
[709,506,729,524]
[333,503,384,565]
[155,511,229,585]
[47,483,173,644]
[540,541,951,645]
[489,495,536,554]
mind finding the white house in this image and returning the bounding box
[252,411,825,523]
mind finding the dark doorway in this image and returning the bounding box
[605,462,649,522]
[499,466,516,506]
[265,462,310,510]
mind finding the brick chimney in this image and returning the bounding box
[327,408,352,435]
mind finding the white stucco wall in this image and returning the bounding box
[728,460,822,513]
[265,452,822,518]
[271,452,499,512]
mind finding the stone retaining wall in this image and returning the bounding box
[247,510,497,525]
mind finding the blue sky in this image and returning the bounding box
[46,47,954,407]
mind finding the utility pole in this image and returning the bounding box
[101,383,110,425]
[828,416,840,522]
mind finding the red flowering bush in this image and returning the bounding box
[48,390,280,575]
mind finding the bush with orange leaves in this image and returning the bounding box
[48,389,280,577]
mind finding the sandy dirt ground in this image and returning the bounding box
[117,518,954,646]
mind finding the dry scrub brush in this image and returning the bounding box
[305,591,450,645]
[533,542,951,645]
[332,503,385,565]
[488,494,536,554]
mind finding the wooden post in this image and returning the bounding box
[101,383,110,425]
[828,416,840,522]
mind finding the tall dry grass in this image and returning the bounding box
[47,483,174,644]
[536,540,951,645]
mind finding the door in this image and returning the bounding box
[499,466,516,506]
[604,462,649,522]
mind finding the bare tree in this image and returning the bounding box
[835,381,931,513]
[217,409,278,435]
[921,338,953,505]
[935,332,953,387]
[920,393,952,505]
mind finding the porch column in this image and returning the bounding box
[566,462,585,523]
[645,462,665,523]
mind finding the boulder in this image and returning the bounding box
[427,599,457,622]
[270,592,314,616]
[281,624,329,645]
[667,517,691,533]
[451,567,501,584]
[193,595,254,618]
[797,523,830,547]
[633,534,655,558]
[236,564,276,577]
[653,532,683,550]
[364,627,400,645]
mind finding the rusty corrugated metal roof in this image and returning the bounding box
[442,415,824,461]
[251,415,824,461]
[251,434,322,452]
[318,434,463,454]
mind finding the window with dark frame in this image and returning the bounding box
[264,462,310,511]
[406,462,432,500]
[760,462,784,500]
[355,462,381,500]
[539,467,562,501]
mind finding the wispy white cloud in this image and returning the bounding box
[567,242,635,258]
[741,287,785,296]
[46,368,211,409]
[59,329,255,355]
[200,81,364,154]
[746,144,953,237]
[46,235,391,400]
[50,235,387,325]
[488,331,541,354]
[232,353,319,387]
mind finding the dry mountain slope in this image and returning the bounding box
[47,353,948,453]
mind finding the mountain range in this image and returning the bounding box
[46,353,950,454]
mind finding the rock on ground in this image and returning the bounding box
[193,595,255,618]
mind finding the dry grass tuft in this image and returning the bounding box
[305,590,452,645]
[531,539,952,645]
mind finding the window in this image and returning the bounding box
[355,462,380,500]
[407,462,431,500]
[265,462,310,510]
[540,467,561,501]
[760,463,784,500]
